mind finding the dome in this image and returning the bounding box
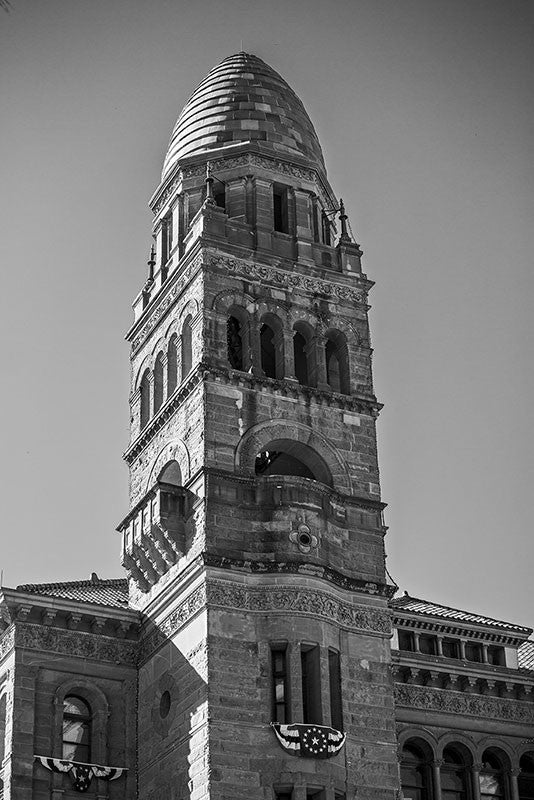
[162,52,325,180]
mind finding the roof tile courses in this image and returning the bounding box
[391,593,532,634]
[518,641,534,671]
[16,578,129,609]
[162,52,325,179]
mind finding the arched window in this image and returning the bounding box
[400,741,431,800]
[158,460,182,486]
[227,315,244,370]
[519,753,534,800]
[0,693,6,765]
[167,336,178,396]
[181,316,193,379]
[63,696,91,763]
[261,323,276,378]
[441,746,470,800]
[153,353,164,413]
[140,369,151,429]
[254,439,332,486]
[480,750,506,800]
[293,322,315,387]
[325,330,350,394]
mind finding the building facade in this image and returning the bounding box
[0,52,533,800]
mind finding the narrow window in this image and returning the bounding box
[140,370,151,429]
[441,747,469,800]
[487,646,505,666]
[293,332,309,386]
[63,696,91,763]
[325,339,341,392]
[398,630,415,652]
[261,323,277,379]
[0,694,6,764]
[167,336,178,396]
[419,635,437,656]
[227,316,243,370]
[321,211,331,245]
[401,743,430,800]
[273,184,289,233]
[162,211,173,265]
[301,645,322,725]
[328,648,343,731]
[153,353,164,413]
[214,181,226,210]
[442,639,460,659]
[465,642,482,662]
[271,645,289,723]
[181,316,193,379]
[479,751,505,800]
[519,753,534,800]
[275,790,293,800]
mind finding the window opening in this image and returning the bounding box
[153,354,164,413]
[213,180,226,210]
[487,646,505,666]
[442,639,460,659]
[293,332,309,386]
[140,370,151,429]
[301,645,322,725]
[275,791,293,800]
[328,648,343,731]
[465,642,483,662]
[181,317,193,379]
[63,696,91,763]
[321,211,331,246]
[227,316,243,370]
[419,635,437,656]
[398,630,415,652]
[271,645,289,723]
[159,691,171,719]
[273,185,289,233]
[441,747,469,800]
[255,450,315,480]
[162,212,173,265]
[261,323,277,379]
[167,336,178,396]
[519,753,534,800]
[401,743,430,800]
[325,340,341,392]
[479,751,505,800]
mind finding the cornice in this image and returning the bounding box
[207,251,373,303]
[203,365,381,415]
[393,613,528,647]
[394,682,534,725]
[127,249,203,352]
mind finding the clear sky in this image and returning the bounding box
[1,0,533,626]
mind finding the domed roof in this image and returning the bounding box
[162,52,325,180]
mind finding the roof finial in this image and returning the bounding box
[204,161,216,206]
[338,198,351,243]
[147,243,156,282]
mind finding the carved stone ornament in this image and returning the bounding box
[0,626,15,662]
[394,683,534,725]
[206,580,391,634]
[208,253,369,304]
[289,523,318,554]
[15,623,138,666]
[131,254,203,353]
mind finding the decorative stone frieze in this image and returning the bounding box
[14,623,138,666]
[394,683,534,724]
[208,253,370,304]
[0,626,15,662]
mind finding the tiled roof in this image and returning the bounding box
[518,641,534,672]
[16,576,129,609]
[391,593,532,635]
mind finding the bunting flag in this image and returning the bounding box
[35,757,126,792]
[271,723,346,759]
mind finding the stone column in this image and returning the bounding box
[471,763,482,800]
[508,768,520,800]
[432,760,443,800]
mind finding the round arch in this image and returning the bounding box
[235,420,351,494]
[146,439,190,491]
[53,679,109,764]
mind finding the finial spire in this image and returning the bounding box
[147,243,156,282]
[204,161,216,206]
[338,198,351,243]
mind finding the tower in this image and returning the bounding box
[117,53,399,799]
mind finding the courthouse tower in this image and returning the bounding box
[118,52,399,799]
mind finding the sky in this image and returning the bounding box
[1,0,533,627]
